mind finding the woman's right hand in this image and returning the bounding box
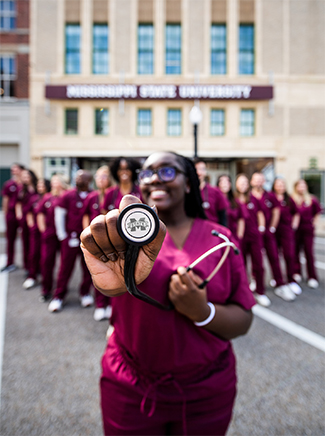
[80,195,166,297]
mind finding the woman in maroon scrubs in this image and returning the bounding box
[22,178,51,290]
[36,175,68,301]
[83,165,112,321]
[217,174,246,243]
[235,174,270,306]
[271,177,302,296]
[16,169,38,274]
[81,152,255,436]
[102,157,142,213]
[292,179,322,288]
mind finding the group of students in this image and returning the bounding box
[1,157,322,317]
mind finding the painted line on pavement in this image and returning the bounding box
[252,305,325,353]
[0,254,8,409]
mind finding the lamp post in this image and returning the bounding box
[189,105,203,158]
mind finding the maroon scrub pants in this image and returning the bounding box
[263,230,285,287]
[241,235,265,295]
[294,227,318,280]
[28,226,41,280]
[53,238,92,300]
[5,212,18,266]
[275,226,295,283]
[20,219,30,271]
[40,234,60,297]
[100,375,235,436]
[95,288,111,309]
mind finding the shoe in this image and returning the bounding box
[80,294,94,308]
[93,308,107,321]
[1,264,17,273]
[274,285,296,302]
[39,294,51,303]
[105,305,112,319]
[289,282,302,295]
[255,294,271,307]
[249,279,256,292]
[293,274,302,283]
[270,279,277,288]
[48,299,63,312]
[307,278,319,289]
[23,278,36,289]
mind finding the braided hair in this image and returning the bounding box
[171,153,206,219]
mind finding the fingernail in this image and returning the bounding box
[107,253,118,262]
[100,255,109,263]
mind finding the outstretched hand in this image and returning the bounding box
[80,195,166,296]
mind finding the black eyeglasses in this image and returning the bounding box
[137,166,185,184]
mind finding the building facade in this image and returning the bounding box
[29,0,324,206]
[0,0,30,200]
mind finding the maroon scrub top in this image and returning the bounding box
[36,192,62,239]
[104,218,255,401]
[297,196,322,231]
[57,188,91,236]
[200,184,227,223]
[1,179,20,213]
[102,185,143,212]
[252,191,280,227]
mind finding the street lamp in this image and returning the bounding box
[189,104,203,158]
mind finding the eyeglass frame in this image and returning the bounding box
[137,166,186,184]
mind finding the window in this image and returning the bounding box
[211,24,226,74]
[211,109,225,136]
[65,24,81,74]
[0,55,15,98]
[0,1,16,30]
[240,109,255,136]
[238,24,254,74]
[167,109,182,136]
[93,24,109,74]
[95,108,109,135]
[138,24,154,74]
[137,109,152,136]
[65,109,78,134]
[165,24,181,74]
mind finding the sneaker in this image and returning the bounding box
[80,294,94,308]
[93,308,107,321]
[249,279,256,292]
[105,305,112,319]
[274,285,296,302]
[289,282,302,295]
[293,274,302,283]
[1,264,17,273]
[48,299,63,312]
[269,279,277,288]
[307,278,319,289]
[23,278,36,290]
[39,294,51,303]
[255,294,271,307]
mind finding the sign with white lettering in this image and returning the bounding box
[45,84,273,100]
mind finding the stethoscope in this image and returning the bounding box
[117,203,240,311]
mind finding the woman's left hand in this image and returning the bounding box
[168,267,211,323]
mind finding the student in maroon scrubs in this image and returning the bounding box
[83,165,112,321]
[16,169,38,275]
[250,172,296,302]
[194,158,227,226]
[81,152,255,436]
[22,178,51,290]
[36,175,68,301]
[48,170,93,313]
[1,163,24,272]
[292,179,322,288]
[235,174,270,306]
[102,157,142,213]
[271,177,302,296]
[217,174,246,243]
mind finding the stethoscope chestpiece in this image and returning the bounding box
[117,203,160,247]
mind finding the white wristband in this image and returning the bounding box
[194,302,216,327]
[269,226,276,233]
[258,226,265,232]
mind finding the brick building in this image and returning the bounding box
[0,0,30,194]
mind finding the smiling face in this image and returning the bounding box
[236,175,250,194]
[273,178,286,195]
[139,152,189,216]
[117,159,132,184]
[218,175,232,195]
[194,161,207,184]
